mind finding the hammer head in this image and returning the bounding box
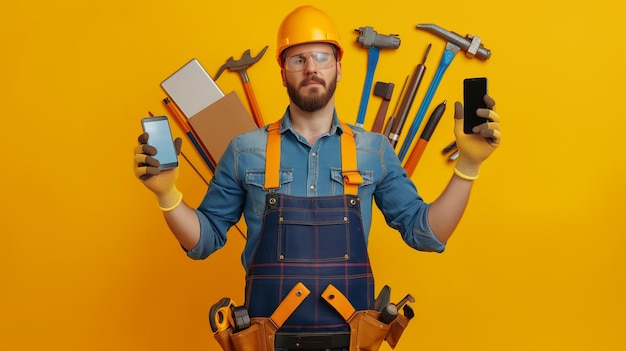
[373,81,394,100]
[416,24,491,60]
[355,26,400,49]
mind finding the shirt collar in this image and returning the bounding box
[277,106,345,135]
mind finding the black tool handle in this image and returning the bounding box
[379,304,398,324]
[419,100,447,142]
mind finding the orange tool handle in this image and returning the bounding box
[403,138,428,177]
[243,82,264,128]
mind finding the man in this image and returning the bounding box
[134,5,501,350]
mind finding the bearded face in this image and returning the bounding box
[285,70,338,112]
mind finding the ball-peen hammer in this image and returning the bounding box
[354,26,401,128]
[397,24,491,161]
[215,46,268,128]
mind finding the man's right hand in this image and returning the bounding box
[133,132,184,211]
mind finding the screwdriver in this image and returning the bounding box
[388,43,431,148]
[383,75,408,138]
[403,100,447,177]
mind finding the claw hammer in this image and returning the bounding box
[397,24,491,161]
[215,46,268,128]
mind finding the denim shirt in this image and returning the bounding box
[188,108,445,271]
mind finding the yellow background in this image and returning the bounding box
[3,0,625,350]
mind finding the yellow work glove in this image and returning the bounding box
[453,95,501,180]
[133,132,184,211]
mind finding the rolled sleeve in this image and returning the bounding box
[184,139,246,260]
[406,205,445,252]
[375,138,446,253]
[185,209,227,260]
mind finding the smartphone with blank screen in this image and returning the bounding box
[141,116,179,170]
[463,77,488,134]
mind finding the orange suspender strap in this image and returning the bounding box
[338,121,363,196]
[264,121,282,190]
[263,120,363,195]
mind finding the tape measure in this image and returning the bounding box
[230,306,251,332]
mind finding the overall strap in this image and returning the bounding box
[264,120,363,195]
[264,121,282,190]
[338,121,363,196]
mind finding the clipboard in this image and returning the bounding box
[161,58,224,118]
[160,58,258,162]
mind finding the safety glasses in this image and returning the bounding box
[284,51,336,72]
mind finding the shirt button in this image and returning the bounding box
[310,185,315,190]
[311,152,317,157]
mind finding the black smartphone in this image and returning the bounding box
[141,116,179,170]
[463,77,488,134]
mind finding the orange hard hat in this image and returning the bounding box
[276,6,343,66]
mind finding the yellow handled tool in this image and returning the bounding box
[209,297,238,333]
[209,297,252,333]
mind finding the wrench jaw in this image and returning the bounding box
[213,45,269,128]
[214,56,235,80]
[214,45,269,79]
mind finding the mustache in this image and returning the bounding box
[299,76,325,87]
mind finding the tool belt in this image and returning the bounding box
[212,283,411,351]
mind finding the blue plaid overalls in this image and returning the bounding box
[245,120,375,333]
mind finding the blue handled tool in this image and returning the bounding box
[354,26,400,128]
[397,42,460,161]
[356,46,380,128]
[397,23,492,161]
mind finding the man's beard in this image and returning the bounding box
[286,73,337,112]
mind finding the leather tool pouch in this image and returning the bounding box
[213,282,310,351]
[323,284,411,350]
[346,310,410,350]
[385,314,410,349]
[347,310,390,351]
[214,317,278,351]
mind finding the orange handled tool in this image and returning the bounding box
[215,46,268,128]
[241,76,264,128]
[404,100,446,177]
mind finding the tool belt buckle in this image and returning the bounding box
[274,332,350,350]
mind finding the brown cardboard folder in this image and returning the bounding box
[187,92,258,161]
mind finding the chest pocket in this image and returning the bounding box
[331,168,374,191]
[278,201,353,263]
[246,169,293,215]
